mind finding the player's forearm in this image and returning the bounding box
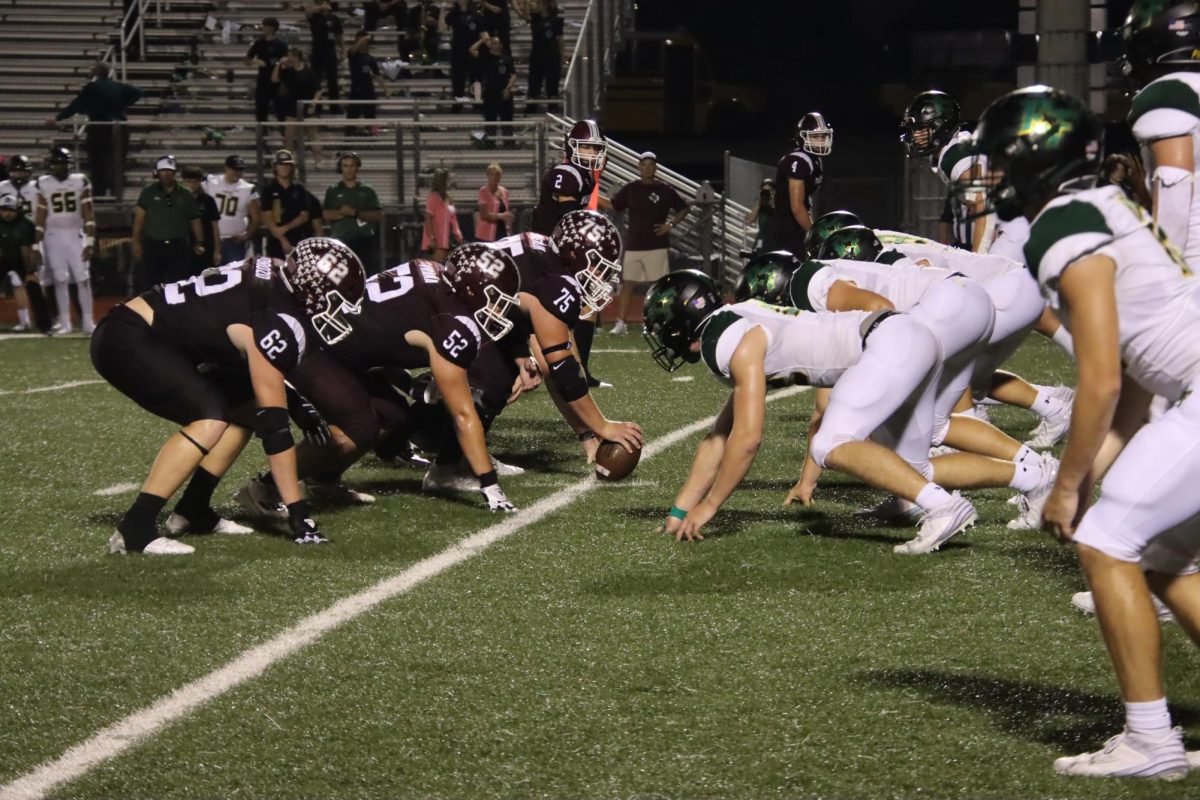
[451,407,493,477]
[673,433,726,511]
[792,204,812,232]
[359,208,383,223]
[1057,376,1118,493]
[703,424,762,510]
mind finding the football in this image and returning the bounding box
[594,440,641,481]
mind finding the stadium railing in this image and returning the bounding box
[562,0,634,120]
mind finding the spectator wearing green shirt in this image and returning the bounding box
[323,151,382,274]
[46,62,143,199]
[131,155,205,287]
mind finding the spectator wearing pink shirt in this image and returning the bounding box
[475,163,513,242]
[421,168,464,261]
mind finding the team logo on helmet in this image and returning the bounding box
[734,251,798,305]
[444,243,522,341]
[280,237,366,345]
[818,225,884,262]
[552,210,623,315]
[642,269,723,372]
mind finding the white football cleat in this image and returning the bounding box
[107,531,195,555]
[610,320,628,335]
[165,512,254,535]
[1053,727,1188,780]
[854,495,922,523]
[894,493,977,555]
[1007,456,1058,531]
[1027,386,1074,449]
[235,475,288,520]
[302,479,376,505]
[1070,591,1175,622]
[491,456,525,477]
[422,463,480,493]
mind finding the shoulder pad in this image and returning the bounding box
[1025,199,1114,281]
[699,309,743,376]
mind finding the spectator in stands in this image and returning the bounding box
[257,149,311,258]
[131,155,205,286]
[246,18,289,127]
[0,194,49,333]
[203,155,261,263]
[518,0,563,107]
[273,48,322,158]
[475,162,512,242]
[363,0,409,58]
[305,1,344,111]
[744,178,781,252]
[45,62,143,199]
[323,151,382,274]
[347,30,384,136]
[607,152,691,335]
[480,0,510,49]
[422,167,464,261]
[408,0,442,62]
[446,0,484,102]
[470,33,515,144]
[181,166,221,274]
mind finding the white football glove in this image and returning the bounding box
[481,484,517,513]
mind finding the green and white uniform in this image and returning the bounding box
[931,129,1029,261]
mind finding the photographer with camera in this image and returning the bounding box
[745,178,782,252]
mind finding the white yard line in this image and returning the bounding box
[92,483,141,498]
[590,348,643,354]
[0,380,104,396]
[0,385,807,800]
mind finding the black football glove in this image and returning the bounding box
[287,500,330,545]
[285,385,332,446]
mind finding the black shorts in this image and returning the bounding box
[287,349,384,450]
[90,305,251,425]
[468,341,519,420]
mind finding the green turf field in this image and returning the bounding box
[0,331,1197,799]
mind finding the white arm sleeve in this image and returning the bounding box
[1153,165,1194,252]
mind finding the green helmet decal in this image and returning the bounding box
[817,225,884,262]
[965,85,1104,222]
[734,251,798,304]
[805,210,863,258]
[642,269,723,372]
[899,90,962,158]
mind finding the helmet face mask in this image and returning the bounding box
[796,112,833,156]
[565,120,607,171]
[9,155,31,182]
[311,288,362,345]
[281,237,366,345]
[551,210,624,315]
[642,269,722,372]
[49,147,70,179]
[444,243,522,341]
[899,91,962,158]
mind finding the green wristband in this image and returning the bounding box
[668,506,688,520]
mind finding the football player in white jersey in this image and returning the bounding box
[643,270,979,555]
[203,154,261,264]
[969,85,1200,780]
[0,154,40,218]
[32,147,95,334]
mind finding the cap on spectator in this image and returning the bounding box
[181,165,204,181]
[0,195,19,210]
[273,149,295,166]
[155,154,177,173]
[225,154,246,171]
[638,151,657,163]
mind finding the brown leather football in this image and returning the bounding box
[594,440,641,481]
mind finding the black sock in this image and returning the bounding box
[575,319,596,373]
[118,492,167,551]
[174,468,221,530]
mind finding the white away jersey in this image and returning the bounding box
[790,257,954,313]
[203,175,258,238]
[0,179,39,217]
[932,129,976,185]
[876,230,1023,284]
[35,174,89,231]
[1129,71,1200,267]
[699,300,869,387]
[1025,184,1200,401]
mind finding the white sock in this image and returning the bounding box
[1012,444,1040,466]
[915,482,954,513]
[76,280,94,329]
[1008,461,1043,492]
[17,308,29,325]
[1125,698,1172,738]
[53,282,70,328]
[1032,385,1067,419]
[1051,325,1074,357]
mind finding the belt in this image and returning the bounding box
[860,309,898,346]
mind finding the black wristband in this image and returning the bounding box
[577,430,597,442]
[478,469,498,488]
[286,499,311,524]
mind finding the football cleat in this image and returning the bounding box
[894,493,977,555]
[165,512,254,536]
[422,463,481,494]
[1070,591,1175,622]
[1027,386,1074,449]
[1053,727,1188,780]
[107,531,195,556]
[235,474,288,520]
[854,495,923,523]
[302,479,375,505]
[491,457,525,477]
[1007,456,1059,531]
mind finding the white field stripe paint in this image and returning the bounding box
[93,483,141,498]
[0,379,104,396]
[590,348,643,354]
[671,376,695,383]
[0,385,807,800]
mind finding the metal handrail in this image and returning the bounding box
[98,0,159,82]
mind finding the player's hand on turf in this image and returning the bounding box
[481,483,517,513]
[677,500,716,542]
[599,421,643,454]
[783,477,817,507]
[1041,482,1082,543]
[287,502,330,545]
[656,513,683,537]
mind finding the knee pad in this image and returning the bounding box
[810,428,853,469]
[254,406,294,455]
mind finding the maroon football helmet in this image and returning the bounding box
[443,243,522,341]
[795,111,833,156]
[564,119,607,171]
[280,237,366,345]
[551,210,623,314]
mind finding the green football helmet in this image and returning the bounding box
[805,209,863,258]
[1120,1,1200,87]
[899,90,962,158]
[817,225,884,262]
[733,250,798,304]
[643,269,723,372]
[963,85,1104,222]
